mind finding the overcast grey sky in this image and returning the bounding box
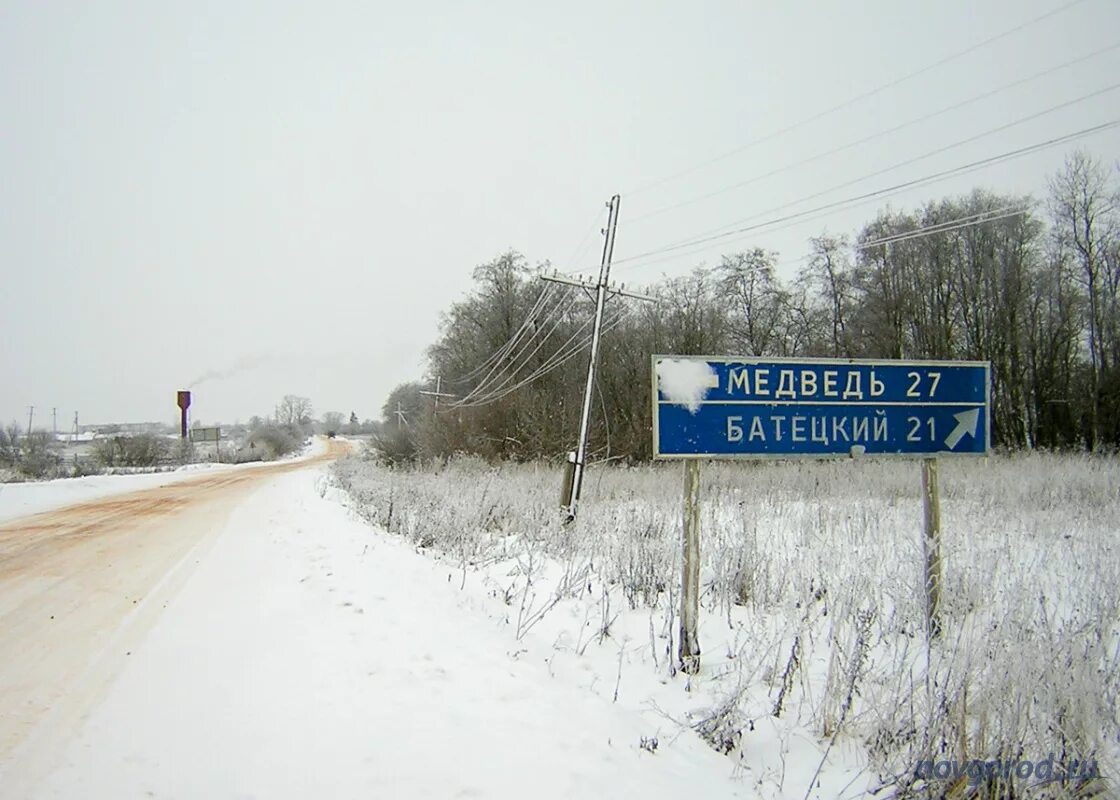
[2,0,1118,429]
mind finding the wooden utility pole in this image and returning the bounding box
[679,459,702,672]
[27,406,34,436]
[419,376,457,409]
[921,457,943,639]
[395,401,409,428]
[52,408,57,438]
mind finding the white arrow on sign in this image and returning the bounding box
[944,408,980,450]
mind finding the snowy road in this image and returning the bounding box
[0,441,349,796]
[0,448,741,798]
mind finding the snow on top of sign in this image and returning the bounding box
[657,358,717,414]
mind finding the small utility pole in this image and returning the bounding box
[419,376,458,409]
[395,401,409,428]
[27,406,34,436]
[52,408,58,438]
[72,412,79,443]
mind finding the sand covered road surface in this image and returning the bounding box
[0,439,351,783]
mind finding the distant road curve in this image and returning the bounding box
[0,437,352,771]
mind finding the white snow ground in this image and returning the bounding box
[12,464,745,798]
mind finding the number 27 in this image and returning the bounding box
[906,371,941,397]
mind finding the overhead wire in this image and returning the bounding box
[614,85,1120,267]
[562,50,1119,280]
[452,303,636,409]
[450,282,559,385]
[855,205,1033,250]
[450,284,570,408]
[453,285,577,405]
[624,41,1120,227]
[627,205,1036,289]
[445,204,619,409]
[622,0,1092,198]
[453,298,601,408]
[483,304,635,407]
[455,287,582,404]
[602,119,1120,276]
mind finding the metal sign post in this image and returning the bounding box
[652,355,991,670]
[920,457,943,638]
[680,459,702,673]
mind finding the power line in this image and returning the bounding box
[486,288,578,382]
[456,204,607,399]
[856,206,1033,250]
[617,205,1036,288]
[624,41,1120,227]
[451,282,558,385]
[448,304,568,407]
[453,316,609,408]
[606,119,1120,275]
[458,288,582,404]
[623,0,1091,198]
[617,84,1119,265]
[453,285,579,403]
[453,295,599,408]
[452,305,635,409]
[450,280,569,399]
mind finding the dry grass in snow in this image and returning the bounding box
[332,452,1119,799]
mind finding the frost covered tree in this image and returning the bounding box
[274,395,313,430]
[1048,151,1120,450]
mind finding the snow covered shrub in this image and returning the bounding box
[92,433,169,467]
[172,438,196,465]
[244,423,301,460]
[0,429,68,480]
[16,431,65,478]
[0,426,19,467]
[370,424,417,466]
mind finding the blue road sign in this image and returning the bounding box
[652,356,990,459]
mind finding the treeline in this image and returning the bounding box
[379,151,1120,462]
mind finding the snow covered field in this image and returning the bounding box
[333,452,1120,798]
